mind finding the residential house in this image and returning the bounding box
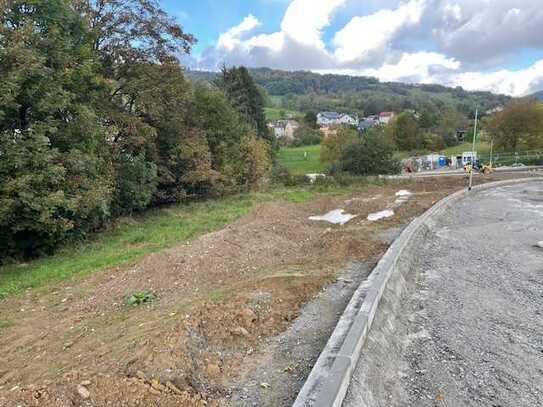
[485,106,504,115]
[378,112,396,125]
[268,120,299,140]
[317,112,341,126]
[317,111,357,127]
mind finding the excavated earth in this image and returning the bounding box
[0,174,529,406]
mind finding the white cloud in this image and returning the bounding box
[281,0,346,49]
[217,14,262,51]
[334,0,426,63]
[216,0,345,55]
[316,52,460,83]
[432,0,543,63]
[452,60,543,97]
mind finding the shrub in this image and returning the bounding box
[291,125,323,147]
[338,133,401,176]
[320,127,359,165]
[114,153,158,215]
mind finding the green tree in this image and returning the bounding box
[320,127,359,166]
[486,101,543,151]
[303,111,318,129]
[0,0,113,258]
[339,130,401,176]
[391,112,421,151]
[291,124,322,147]
[215,66,269,140]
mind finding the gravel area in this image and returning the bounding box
[344,181,543,407]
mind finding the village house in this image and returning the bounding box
[378,112,396,125]
[268,120,299,140]
[317,111,358,127]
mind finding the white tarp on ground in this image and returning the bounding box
[367,209,395,221]
[395,190,413,197]
[309,209,357,225]
[368,190,413,221]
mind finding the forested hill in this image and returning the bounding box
[532,91,543,101]
[186,68,511,117]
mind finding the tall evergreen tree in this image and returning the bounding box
[215,66,269,140]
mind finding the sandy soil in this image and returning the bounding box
[0,175,523,406]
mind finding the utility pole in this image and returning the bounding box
[489,138,494,168]
[468,108,478,191]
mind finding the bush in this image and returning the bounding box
[291,125,323,147]
[320,127,359,165]
[114,154,158,215]
[338,133,401,176]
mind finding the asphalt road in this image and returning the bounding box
[344,181,543,407]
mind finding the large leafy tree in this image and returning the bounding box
[0,0,113,257]
[339,130,401,176]
[486,100,543,151]
[390,112,422,151]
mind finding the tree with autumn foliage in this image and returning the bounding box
[486,100,543,151]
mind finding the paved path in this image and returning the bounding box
[344,181,543,407]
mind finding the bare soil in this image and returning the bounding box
[0,175,524,406]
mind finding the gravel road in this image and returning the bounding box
[344,181,543,407]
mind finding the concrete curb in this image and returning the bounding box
[292,177,543,407]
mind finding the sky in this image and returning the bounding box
[162,0,543,97]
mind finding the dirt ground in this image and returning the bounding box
[0,174,527,406]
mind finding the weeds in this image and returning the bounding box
[126,290,157,306]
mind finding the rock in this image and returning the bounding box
[80,380,91,386]
[260,382,271,389]
[240,308,256,324]
[232,327,250,337]
[77,384,90,399]
[136,370,147,381]
[535,241,543,248]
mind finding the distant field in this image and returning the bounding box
[265,107,302,121]
[443,142,491,156]
[277,144,326,175]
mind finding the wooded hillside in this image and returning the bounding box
[186,68,511,117]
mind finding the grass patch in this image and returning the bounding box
[264,107,302,121]
[277,144,326,176]
[208,289,227,303]
[442,142,491,156]
[0,319,14,329]
[0,187,351,300]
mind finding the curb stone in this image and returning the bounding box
[292,177,543,407]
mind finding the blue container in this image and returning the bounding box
[438,156,447,167]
